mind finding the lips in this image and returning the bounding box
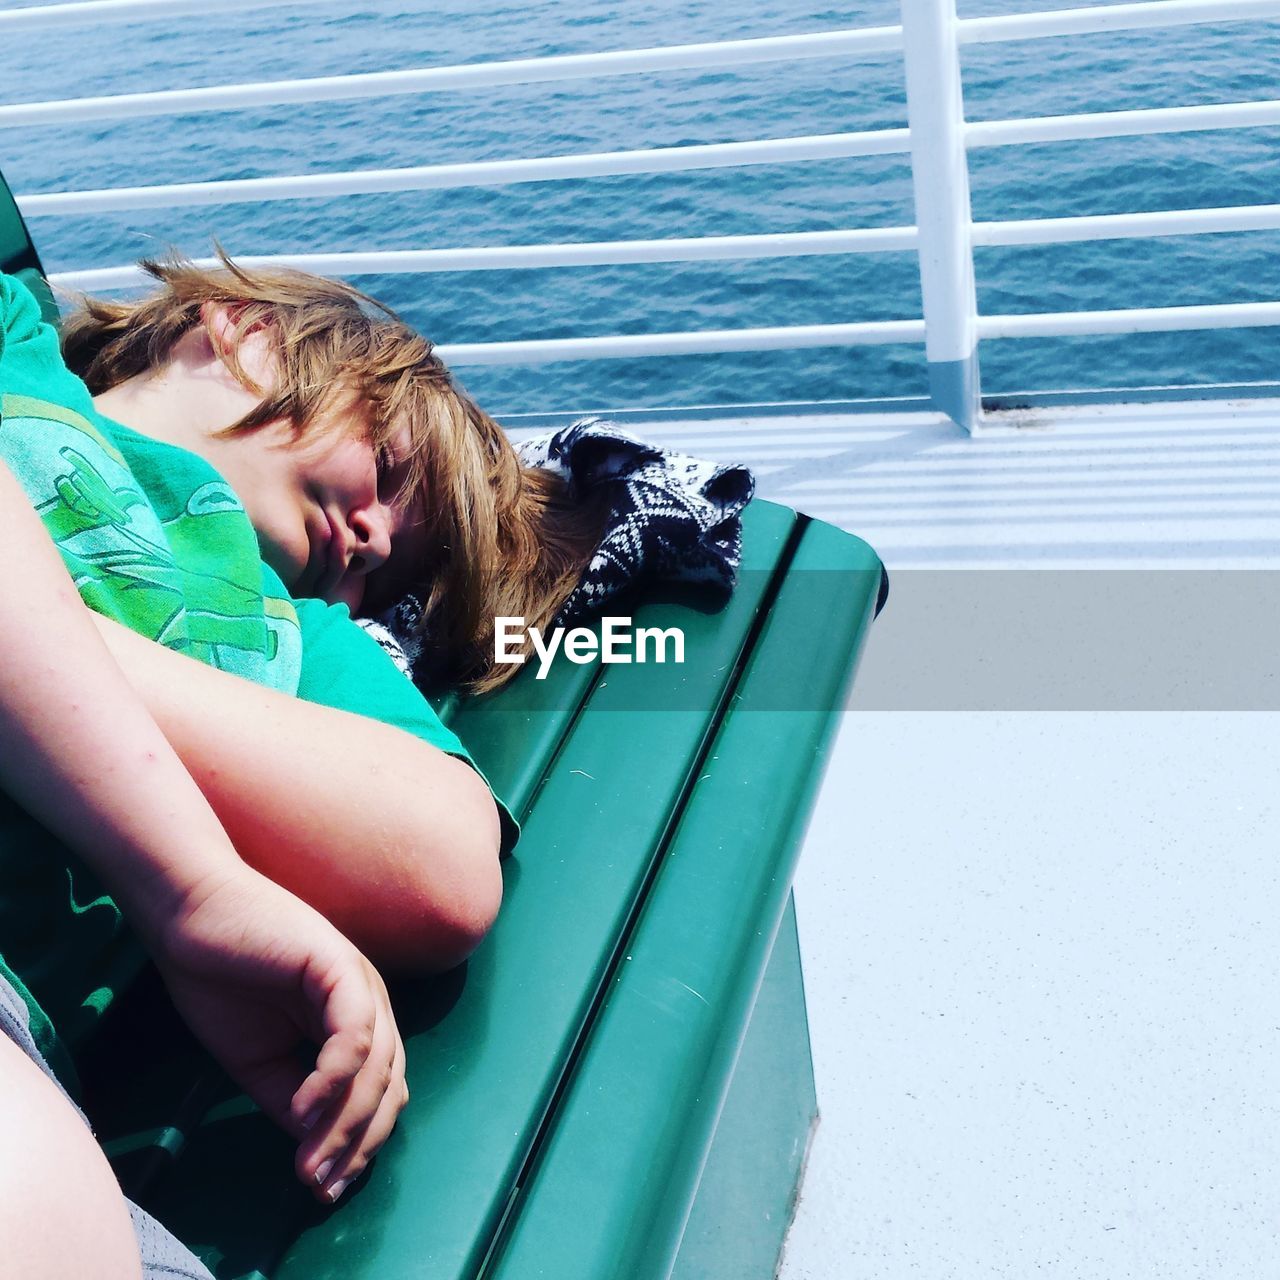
[297,509,369,611]
[300,510,342,599]
[318,512,370,612]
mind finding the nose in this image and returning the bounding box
[348,504,393,575]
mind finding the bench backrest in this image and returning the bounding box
[0,169,58,325]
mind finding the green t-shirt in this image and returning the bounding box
[0,272,517,1091]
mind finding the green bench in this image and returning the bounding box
[3,167,886,1280]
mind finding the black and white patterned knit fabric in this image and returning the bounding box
[359,417,755,682]
[515,416,756,622]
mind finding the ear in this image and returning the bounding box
[199,301,236,356]
[200,301,275,392]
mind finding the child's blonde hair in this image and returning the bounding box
[61,251,608,695]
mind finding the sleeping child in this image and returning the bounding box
[0,255,605,1279]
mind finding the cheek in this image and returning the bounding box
[253,511,311,587]
[224,456,308,580]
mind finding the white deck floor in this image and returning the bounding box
[597,399,1280,1279]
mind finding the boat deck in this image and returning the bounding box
[561,398,1280,1278]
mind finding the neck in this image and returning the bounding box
[91,329,262,457]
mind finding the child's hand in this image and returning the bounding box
[147,863,408,1204]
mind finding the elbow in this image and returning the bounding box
[373,774,505,975]
[419,835,504,973]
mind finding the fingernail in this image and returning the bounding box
[327,1177,349,1202]
[315,1158,334,1186]
[301,1106,324,1133]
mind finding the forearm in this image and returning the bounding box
[0,458,239,945]
[90,613,502,972]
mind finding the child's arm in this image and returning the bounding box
[88,611,504,974]
[0,456,406,1203]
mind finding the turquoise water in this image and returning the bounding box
[0,0,1276,415]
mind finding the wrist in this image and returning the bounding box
[106,841,244,955]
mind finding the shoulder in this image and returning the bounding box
[0,272,42,353]
[1,272,100,426]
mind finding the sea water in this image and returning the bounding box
[0,0,1276,416]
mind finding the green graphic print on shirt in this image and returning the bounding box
[0,391,302,689]
[0,388,306,1084]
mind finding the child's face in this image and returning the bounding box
[211,391,427,614]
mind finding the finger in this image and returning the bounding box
[288,958,377,1135]
[297,994,406,1194]
[313,1027,409,1204]
[235,1055,309,1138]
[315,1070,406,1205]
[298,1002,399,1183]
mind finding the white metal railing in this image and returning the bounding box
[4,0,1276,38]
[3,2,1276,124]
[18,101,1280,216]
[55,229,924,293]
[977,301,1280,339]
[956,0,1280,42]
[436,320,928,368]
[16,133,912,216]
[53,204,1280,294]
[903,0,976,427]
[0,0,316,32]
[972,204,1280,245]
[9,0,1280,430]
[0,29,902,126]
[967,99,1280,147]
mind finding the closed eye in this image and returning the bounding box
[373,419,417,509]
[375,443,402,502]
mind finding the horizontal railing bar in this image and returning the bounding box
[0,28,902,127]
[973,203,1280,245]
[0,0,316,32]
[429,301,1280,366]
[6,2,1277,121]
[436,320,927,366]
[48,229,921,291]
[977,301,1280,339]
[958,0,1280,45]
[20,96,1279,218]
[967,98,1280,148]
[49,201,1280,293]
[16,131,910,216]
[21,295,1257,362]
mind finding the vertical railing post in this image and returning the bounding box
[901,0,981,432]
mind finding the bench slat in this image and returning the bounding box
[482,517,881,1280]
[445,648,602,821]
